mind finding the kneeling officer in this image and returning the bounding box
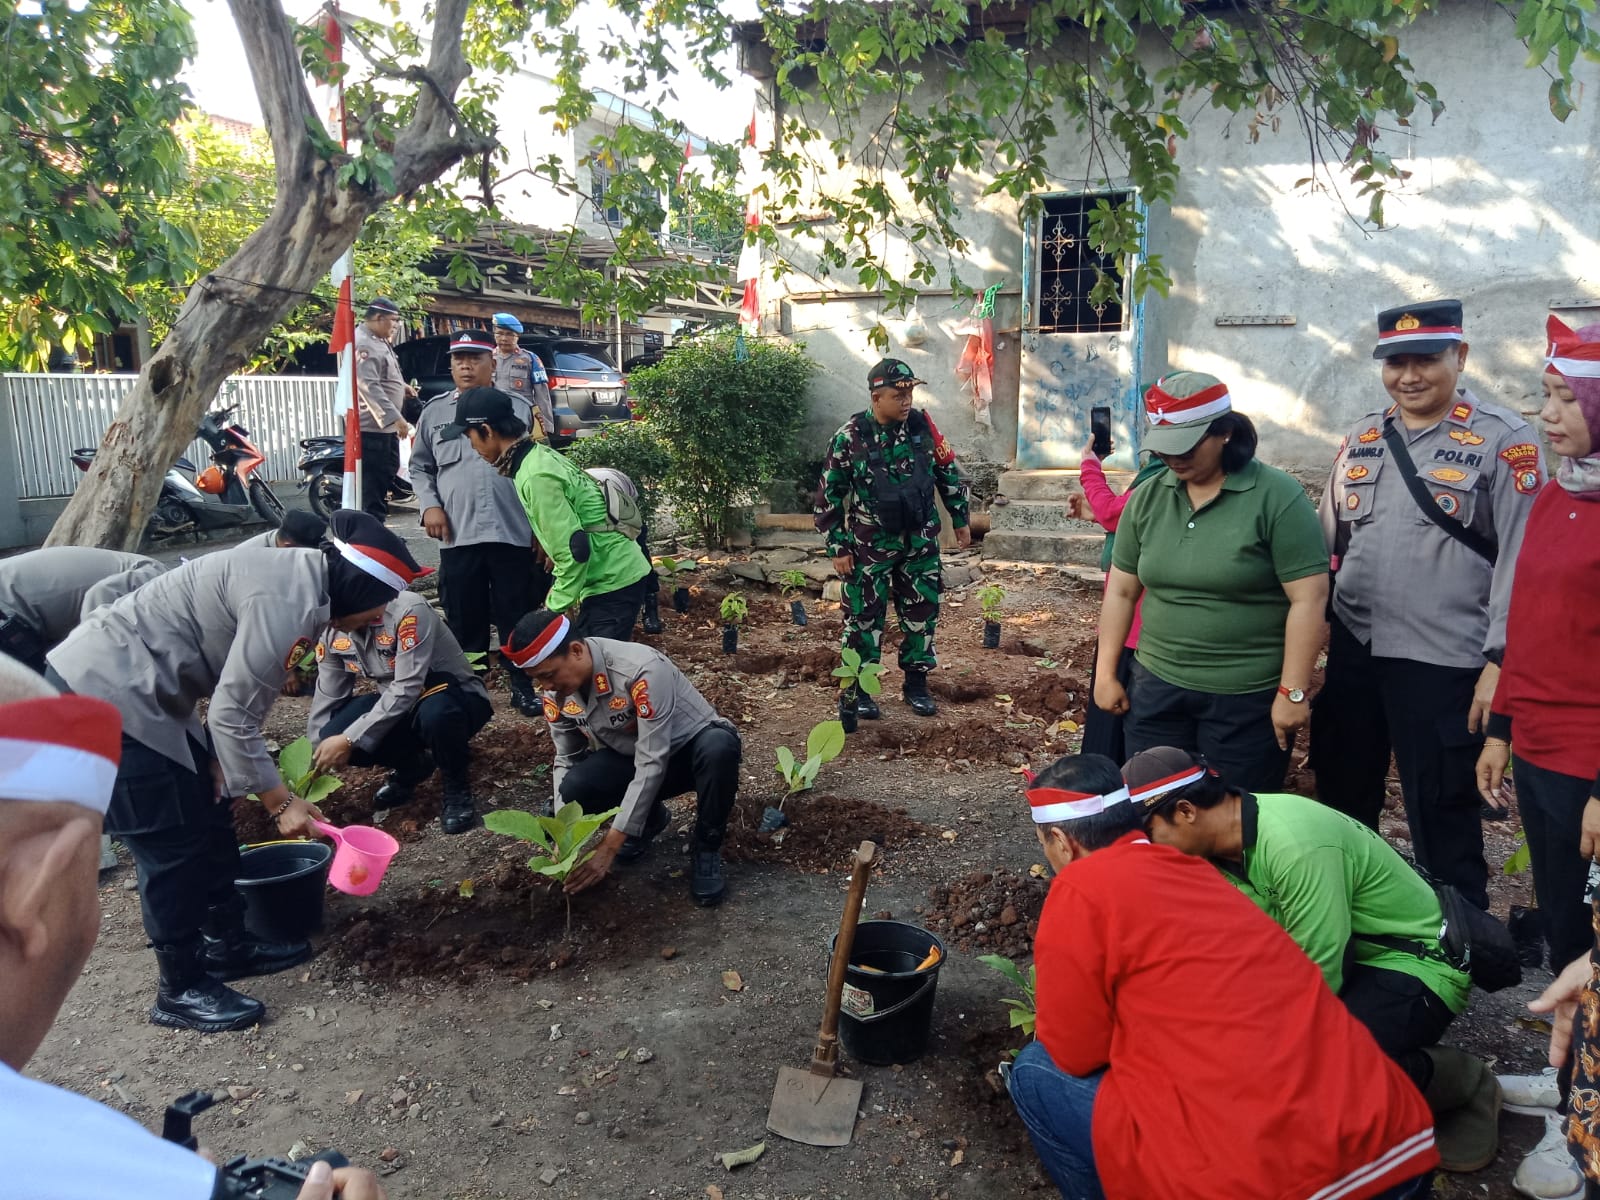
[505,608,740,906]
[308,592,493,835]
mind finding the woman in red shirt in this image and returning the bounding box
[1479,317,1600,1200]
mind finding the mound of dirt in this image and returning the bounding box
[1011,673,1088,721]
[921,868,1048,959]
[865,722,1039,766]
[722,792,929,871]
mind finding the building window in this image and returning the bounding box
[1036,192,1130,333]
[589,154,621,226]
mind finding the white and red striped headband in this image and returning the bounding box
[1028,784,1132,824]
[504,615,571,669]
[1129,766,1209,809]
[332,536,430,592]
[1144,379,1232,427]
[1545,315,1600,380]
[0,695,122,815]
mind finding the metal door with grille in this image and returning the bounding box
[1016,192,1144,470]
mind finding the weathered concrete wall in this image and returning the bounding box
[754,3,1600,475]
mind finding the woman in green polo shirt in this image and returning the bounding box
[1093,372,1328,792]
[1128,745,1496,1173]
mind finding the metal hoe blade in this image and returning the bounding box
[765,1066,864,1147]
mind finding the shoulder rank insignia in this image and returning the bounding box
[593,672,611,696]
[1358,427,1381,444]
[1448,401,1474,424]
[542,697,560,723]
[1499,442,1542,495]
[396,613,419,653]
[1449,428,1485,447]
[1429,467,1468,483]
[314,641,327,662]
[1346,466,1370,481]
[285,637,313,671]
[562,699,585,717]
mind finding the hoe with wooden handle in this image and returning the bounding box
[765,839,876,1147]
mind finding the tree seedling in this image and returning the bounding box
[464,650,491,676]
[484,802,622,936]
[978,953,1038,1056]
[763,719,846,834]
[777,568,810,626]
[832,647,885,734]
[978,583,1006,648]
[720,591,748,654]
[276,736,343,806]
[657,555,695,613]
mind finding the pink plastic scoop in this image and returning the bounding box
[313,819,399,896]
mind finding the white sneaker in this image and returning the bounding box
[1512,1113,1584,1199]
[1502,1067,1562,1115]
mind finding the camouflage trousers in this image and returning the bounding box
[842,534,942,671]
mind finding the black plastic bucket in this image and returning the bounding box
[830,920,945,1066]
[236,841,333,942]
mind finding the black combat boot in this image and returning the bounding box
[505,666,543,718]
[151,941,265,1033]
[440,771,477,835]
[641,592,664,635]
[902,668,937,717]
[616,801,671,863]
[855,688,881,720]
[201,900,312,982]
[690,840,726,907]
[373,751,434,812]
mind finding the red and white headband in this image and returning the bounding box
[504,614,570,669]
[1028,784,1131,824]
[1144,379,1232,427]
[332,537,429,592]
[1545,315,1600,380]
[0,695,122,815]
[1128,766,1208,808]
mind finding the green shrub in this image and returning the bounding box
[628,331,814,547]
[563,419,675,524]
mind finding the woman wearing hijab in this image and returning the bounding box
[1477,316,1600,1200]
[46,511,429,1035]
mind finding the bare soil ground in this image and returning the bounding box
[32,554,1552,1197]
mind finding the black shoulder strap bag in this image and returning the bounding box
[1380,422,1497,565]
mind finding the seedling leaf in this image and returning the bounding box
[806,719,846,763]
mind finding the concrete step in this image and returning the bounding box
[981,529,1108,568]
[988,497,1102,532]
[998,467,1137,501]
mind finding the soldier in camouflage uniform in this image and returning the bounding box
[816,358,970,719]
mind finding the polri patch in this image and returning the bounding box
[1499,443,1542,494]
[631,678,655,720]
[396,613,419,653]
[285,637,313,671]
[542,697,561,723]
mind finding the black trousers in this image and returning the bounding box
[574,577,648,641]
[1310,616,1488,908]
[439,542,547,654]
[1340,961,1456,1089]
[1123,658,1289,792]
[1081,644,1135,764]
[319,673,493,782]
[638,524,659,598]
[360,432,401,519]
[107,734,240,948]
[1516,755,1596,971]
[558,724,741,849]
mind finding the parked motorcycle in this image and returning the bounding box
[71,405,286,546]
[298,435,414,521]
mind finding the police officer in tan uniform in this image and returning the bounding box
[46,511,428,1034]
[1312,300,1542,908]
[504,608,740,906]
[491,313,556,440]
[307,590,492,835]
[354,298,417,518]
[0,547,161,672]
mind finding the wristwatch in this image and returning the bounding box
[1277,686,1307,703]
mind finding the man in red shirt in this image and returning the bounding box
[1007,752,1438,1199]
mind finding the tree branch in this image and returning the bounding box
[389,0,497,194]
[226,0,322,188]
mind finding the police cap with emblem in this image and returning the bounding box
[868,358,926,392]
[448,329,495,355]
[1372,299,1465,359]
[364,298,400,318]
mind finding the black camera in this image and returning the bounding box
[161,1090,349,1199]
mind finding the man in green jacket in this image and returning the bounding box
[1128,744,1498,1173]
[442,387,651,638]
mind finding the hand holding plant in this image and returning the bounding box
[484,802,623,934]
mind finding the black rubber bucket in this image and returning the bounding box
[830,920,945,1066]
[236,841,333,942]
